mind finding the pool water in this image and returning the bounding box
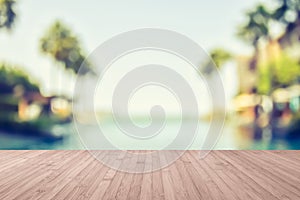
[0,119,300,150]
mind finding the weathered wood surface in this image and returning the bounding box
[0,150,299,200]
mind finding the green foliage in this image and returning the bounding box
[0,0,16,30]
[257,63,272,94]
[257,53,300,94]
[272,0,300,44]
[272,0,300,24]
[0,64,40,94]
[272,54,300,85]
[40,20,92,75]
[239,1,300,94]
[239,0,300,47]
[210,48,232,68]
[238,4,272,47]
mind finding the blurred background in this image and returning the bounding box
[0,0,300,150]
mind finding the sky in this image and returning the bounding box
[0,0,266,114]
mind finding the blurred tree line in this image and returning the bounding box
[0,0,93,134]
[0,0,15,30]
[1,0,299,96]
[0,0,93,97]
[238,0,300,94]
[0,64,39,94]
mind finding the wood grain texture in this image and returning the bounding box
[0,150,299,200]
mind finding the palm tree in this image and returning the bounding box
[238,1,300,93]
[40,20,92,75]
[272,0,300,46]
[238,4,272,70]
[0,0,16,30]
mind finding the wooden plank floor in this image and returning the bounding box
[0,150,299,200]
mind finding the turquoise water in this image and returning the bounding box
[0,119,300,150]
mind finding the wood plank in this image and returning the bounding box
[90,151,126,200]
[101,151,128,200]
[0,150,299,200]
[203,151,258,199]
[191,152,238,200]
[151,151,164,200]
[127,151,146,200]
[221,151,298,199]
[185,152,224,200]
[140,152,153,200]
[236,151,300,198]
[115,151,139,200]
[213,151,279,200]
[0,151,73,199]
[173,152,202,199]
